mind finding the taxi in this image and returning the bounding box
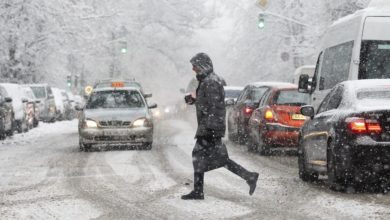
[77,82,157,151]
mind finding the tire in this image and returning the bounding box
[246,136,257,152]
[327,140,351,191]
[79,138,92,152]
[143,143,152,150]
[33,118,39,128]
[298,139,318,182]
[16,120,23,133]
[258,138,270,156]
[0,120,5,140]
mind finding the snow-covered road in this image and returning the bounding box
[1,119,390,219]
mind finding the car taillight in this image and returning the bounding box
[346,117,382,134]
[244,107,253,115]
[264,108,277,122]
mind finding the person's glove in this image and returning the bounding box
[184,94,196,105]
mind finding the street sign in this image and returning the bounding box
[256,0,269,10]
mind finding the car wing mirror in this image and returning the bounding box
[225,98,235,106]
[22,98,28,103]
[35,100,41,104]
[298,74,311,93]
[148,103,158,109]
[300,105,315,119]
[5,97,13,103]
[144,93,152,98]
[75,105,84,111]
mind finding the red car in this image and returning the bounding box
[247,83,310,155]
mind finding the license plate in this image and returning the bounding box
[291,114,306,120]
[104,130,128,136]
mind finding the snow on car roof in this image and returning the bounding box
[342,79,390,90]
[224,86,244,91]
[92,86,141,92]
[249,81,296,88]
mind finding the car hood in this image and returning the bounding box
[84,108,148,121]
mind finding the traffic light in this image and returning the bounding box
[120,41,127,54]
[67,75,72,87]
[258,13,266,29]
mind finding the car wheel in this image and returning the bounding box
[246,135,257,152]
[79,138,92,152]
[0,121,5,140]
[298,139,318,182]
[143,143,152,150]
[227,122,237,142]
[327,140,350,191]
[16,120,23,133]
[33,118,39,128]
[257,135,270,156]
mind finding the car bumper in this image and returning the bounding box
[80,127,153,145]
[263,123,300,147]
[335,137,390,177]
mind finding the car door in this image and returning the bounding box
[304,85,344,167]
[229,86,250,132]
[248,87,271,145]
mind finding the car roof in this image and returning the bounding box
[27,83,49,87]
[92,86,141,93]
[224,86,244,90]
[342,79,390,91]
[249,82,297,89]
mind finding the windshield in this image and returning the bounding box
[275,90,310,106]
[86,90,145,109]
[225,90,242,99]
[359,40,390,79]
[30,87,46,99]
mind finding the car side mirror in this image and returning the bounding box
[179,88,185,94]
[144,93,152,98]
[298,74,311,93]
[5,97,12,103]
[75,105,84,111]
[35,100,41,104]
[225,99,235,106]
[148,103,157,109]
[22,98,28,103]
[300,105,315,119]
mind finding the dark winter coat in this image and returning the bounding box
[189,52,229,172]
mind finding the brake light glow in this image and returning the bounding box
[111,82,124,88]
[346,117,382,134]
[244,107,253,115]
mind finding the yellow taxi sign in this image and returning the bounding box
[85,86,93,95]
[111,82,124,88]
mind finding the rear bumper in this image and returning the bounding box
[334,137,390,177]
[80,127,153,145]
[263,123,300,147]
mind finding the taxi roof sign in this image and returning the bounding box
[111,82,125,88]
[85,86,93,95]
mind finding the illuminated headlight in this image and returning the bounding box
[85,120,98,128]
[164,107,170,113]
[49,106,56,113]
[132,118,146,127]
[153,110,161,117]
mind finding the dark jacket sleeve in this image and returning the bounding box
[202,80,225,132]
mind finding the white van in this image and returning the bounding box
[299,7,390,109]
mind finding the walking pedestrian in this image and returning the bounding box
[182,52,259,200]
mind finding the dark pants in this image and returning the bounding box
[194,158,252,193]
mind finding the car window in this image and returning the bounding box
[274,90,311,106]
[317,85,343,114]
[225,90,242,99]
[258,89,271,107]
[31,86,46,99]
[250,87,268,102]
[237,87,249,103]
[86,90,145,109]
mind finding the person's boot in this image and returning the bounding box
[181,190,204,200]
[247,172,259,196]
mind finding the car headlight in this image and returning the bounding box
[132,118,146,127]
[85,120,98,128]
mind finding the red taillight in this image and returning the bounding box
[244,107,253,115]
[346,117,382,134]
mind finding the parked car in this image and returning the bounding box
[227,82,294,143]
[247,83,310,155]
[0,88,14,139]
[77,84,157,151]
[29,84,56,122]
[21,86,39,129]
[0,83,29,133]
[298,79,390,189]
[52,88,72,121]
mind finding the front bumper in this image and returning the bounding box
[263,123,300,147]
[80,127,153,145]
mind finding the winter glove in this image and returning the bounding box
[184,94,196,105]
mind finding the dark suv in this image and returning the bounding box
[0,87,14,139]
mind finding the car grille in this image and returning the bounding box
[99,120,131,127]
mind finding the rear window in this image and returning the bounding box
[359,40,390,80]
[30,87,46,99]
[357,89,390,100]
[275,90,310,106]
[86,90,145,109]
